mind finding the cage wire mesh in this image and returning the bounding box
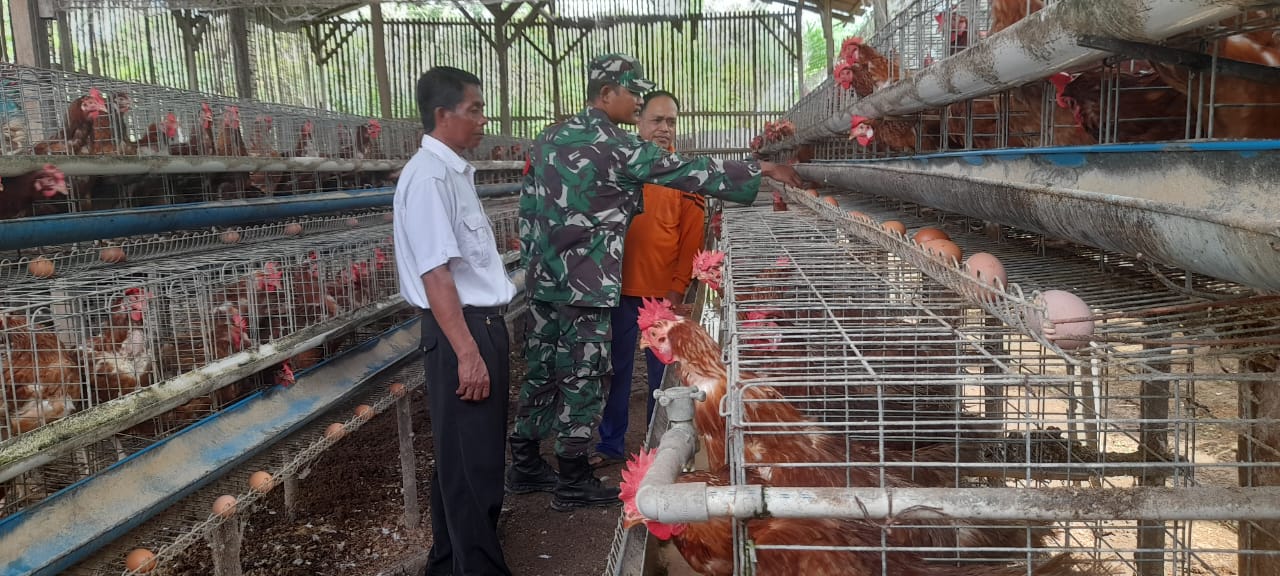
[681,187,1280,575]
[0,201,519,520]
[760,0,1280,159]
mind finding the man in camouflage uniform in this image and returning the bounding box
[507,53,802,511]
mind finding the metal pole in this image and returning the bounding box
[1240,355,1280,576]
[821,0,834,77]
[794,0,804,95]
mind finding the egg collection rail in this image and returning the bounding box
[698,195,1280,575]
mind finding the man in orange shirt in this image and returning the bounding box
[592,91,705,466]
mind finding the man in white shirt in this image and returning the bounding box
[394,66,515,576]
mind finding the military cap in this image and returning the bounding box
[587,53,657,93]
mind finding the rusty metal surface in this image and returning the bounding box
[798,145,1280,291]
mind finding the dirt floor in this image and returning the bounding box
[168,335,650,576]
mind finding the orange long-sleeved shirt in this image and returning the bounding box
[621,182,706,299]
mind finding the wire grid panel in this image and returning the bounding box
[0,63,419,160]
[0,227,400,506]
[712,201,1278,575]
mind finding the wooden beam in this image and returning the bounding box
[369,2,393,118]
[54,9,73,72]
[228,8,255,99]
[821,0,834,77]
[172,10,209,92]
[794,0,804,95]
[1240,354,1280,576]
[871,0,888,31]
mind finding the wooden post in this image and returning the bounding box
[228,9,255,100]
[548,24,562,121]
[794,0,805,95]
[283,474,300,521]
[173,11,209,92]
[370,2,393,118]
[209,518,246,576]
[1240,354,1280,576]
[1135,349,1171,576]
[9,0,41,67]
[496,30,512,136]
[872,0,889,31]
[396,394,422,530]
[54,10,73,72]
[821,0,834,77]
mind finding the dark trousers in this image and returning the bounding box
[421,308,512,576]
[597,296,668,457]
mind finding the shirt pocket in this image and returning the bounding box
[459,213,495,268]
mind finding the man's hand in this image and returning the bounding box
[456,348,491,402]
[666,290,691,316]
[760,161,803,188]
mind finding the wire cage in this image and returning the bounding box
[760,0,1280,160]
[673,188,1280,576]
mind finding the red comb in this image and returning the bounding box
[637,297,678,331]
[619,448,657,504]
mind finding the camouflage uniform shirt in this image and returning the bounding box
[519,107,762,307]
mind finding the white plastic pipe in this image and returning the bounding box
[810,0,1264,139]
[639,483,1280,524]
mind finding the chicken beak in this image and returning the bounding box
[622,514,645,531]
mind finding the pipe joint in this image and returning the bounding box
[653,386,706,425]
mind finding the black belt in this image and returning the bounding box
[423,305,507,317]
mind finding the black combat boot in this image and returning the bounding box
[505,437,558,494]
[550,454,622,511]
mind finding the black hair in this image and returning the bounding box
[416,66,482,133]
[586,79,620,104]
[641,90,680,113]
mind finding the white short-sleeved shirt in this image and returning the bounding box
[394,135,516,309]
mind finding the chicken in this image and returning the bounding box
[0,314,82,438]
[170,102,215,156]
[841,37,902,98]
[330,260,376,311]
[246,115,285,197]
[771,189,788,211]
[1051,61,1188,143]
[989,0,1095,147]
[90,91,135,155]
[850,115,929,153]
[1153,21,1280,139]
[936,11,970,57]
[215,105,248,157]
[216,261,289,323]
[0,164,68,220]
[160,301,252,425]
[690,250,725,293]
[637,307,1046,552]
[621,451,1093,576]
[137,113,180,155]
[490,145,506,160]
[87,287,156,403]
[287,119,318,194]
[33,88,108,155]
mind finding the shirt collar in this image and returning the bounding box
[421,134,472,175]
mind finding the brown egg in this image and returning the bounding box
[324,422,346,441]
[848,210,872,222]
[881,220,907,236]
[382,212,394,223]
[805,188,819,198]
[822,196,839,207]
[99,246,127,264]
[249,471,275,493]
[346,217,361,227]
[27,257,55,278]
[922,239,962,264]
[283,223,304,236]
[964,252,1007,291]
[212,495,237,518]
[912,227,950,244]
[354,404,374,420]
[1030,290,1095,350]
[220,230,241,244]
[125,548,157,573]
[389,382,406,397]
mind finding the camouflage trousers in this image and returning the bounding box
[510,299,613,458]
